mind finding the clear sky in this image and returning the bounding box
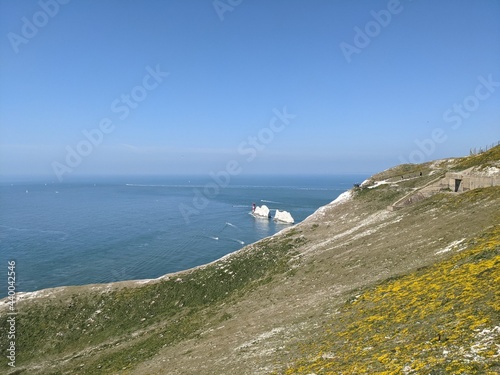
[1,0,499,179]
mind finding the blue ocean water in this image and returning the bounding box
[0,174,366,297]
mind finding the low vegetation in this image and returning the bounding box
[1,145,498,374]
[0,230,304,374]
[281,225,500,374]
[452,143,500,170]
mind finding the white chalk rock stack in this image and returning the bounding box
[254,205,271,218]
[274,209,294,224]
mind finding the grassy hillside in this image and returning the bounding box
[281,225,500,375]
[452,143,500,170]
[0,230,304,374]
[1,146,499,374]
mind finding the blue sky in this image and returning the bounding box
[0,0,499,178]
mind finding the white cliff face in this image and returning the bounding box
[254,205,270,218]
[274,209,294,224]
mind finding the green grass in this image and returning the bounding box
[0,230,305,374]
[413,186,500,213]
[371,162,434,181]
[354,184,406,210]
[451,144,500,170]
[281,225,500,375]
[356,145,499,211]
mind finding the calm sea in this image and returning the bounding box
[0,174,367,297]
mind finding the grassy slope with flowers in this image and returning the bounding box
[281,224,500,375]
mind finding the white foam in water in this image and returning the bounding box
[220,222,239,233]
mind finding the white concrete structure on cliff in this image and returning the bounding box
[445,167,500,192]
[388,166,500,211]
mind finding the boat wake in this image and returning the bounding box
[202,234,244,245]
[219,222,239,233]
[224,222,238,229]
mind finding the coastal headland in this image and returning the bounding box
[1,145,499,374]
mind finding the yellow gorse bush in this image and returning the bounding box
[284,225,500,374]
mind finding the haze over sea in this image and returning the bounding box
[0,174,366,297]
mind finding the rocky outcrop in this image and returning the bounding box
[274,209,294,224]
[253,205,270,218]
